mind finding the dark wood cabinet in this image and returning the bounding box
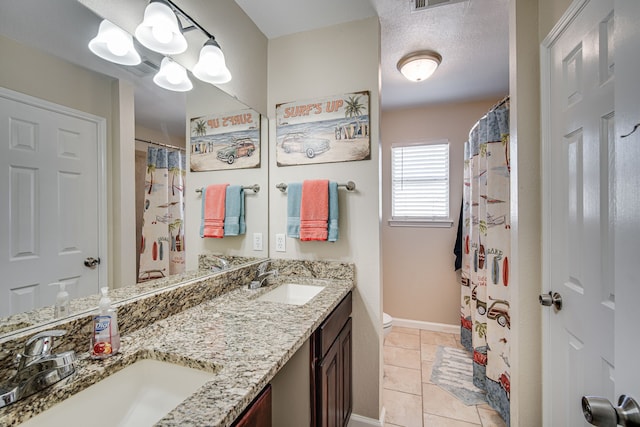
[232,384,272,427]
[311,292,352,427]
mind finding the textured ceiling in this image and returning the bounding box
[236,0,510,110]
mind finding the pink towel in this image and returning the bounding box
[201,184,228,238]
[300,180,329,241]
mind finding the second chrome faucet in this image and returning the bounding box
[249,261,278,289]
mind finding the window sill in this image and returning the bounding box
[387,219,454,228]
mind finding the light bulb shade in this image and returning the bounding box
[397,51,442,82]
[135,0,187,55]
[153,57,193,91]
[89,19,141,65]
[193,39,232,84]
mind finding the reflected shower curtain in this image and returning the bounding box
[460,99,510,425]
[138,147,186,282]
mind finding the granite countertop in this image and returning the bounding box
[1,276,353,427]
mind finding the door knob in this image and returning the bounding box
[582,395,640,426]
[84,257,100,269]
[539,291,562,310]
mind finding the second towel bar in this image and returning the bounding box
[196,184,260,194]
[276,181,356,193]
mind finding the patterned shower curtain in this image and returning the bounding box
[138,147,186,282]
[460,99,511,425]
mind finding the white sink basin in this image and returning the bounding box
[257,283,324,305]
[20,359,214,427]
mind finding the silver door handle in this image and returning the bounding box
[84,257,100,269]
[539,291,562,310]
[582,395,640,426]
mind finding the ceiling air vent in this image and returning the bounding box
[412,0,468,12]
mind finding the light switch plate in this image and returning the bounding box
[253,233,263,251]
[275,233,286,252]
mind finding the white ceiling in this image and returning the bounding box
[0,0,509,135]
[236,0,510,110]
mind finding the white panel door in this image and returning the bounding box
[543,0,615,425]
[543,0,640,424]
[0,89,105,317]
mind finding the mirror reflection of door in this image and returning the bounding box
[0,89,105,317]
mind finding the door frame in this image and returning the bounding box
[540,0,591,425]
[0,87,108,292]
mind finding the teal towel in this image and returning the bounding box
[287,183,302,238]
[328,181,339,242]
[224,185,245,236]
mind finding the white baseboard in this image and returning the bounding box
[349,410,384,427]
[390,317,460,335]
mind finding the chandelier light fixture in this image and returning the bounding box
[397,50,442,82]
[88,0,232,91]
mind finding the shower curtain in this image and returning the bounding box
[460,99,510,425]
[138,146,186,282]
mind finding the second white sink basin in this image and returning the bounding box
[257,283,324,305]
[20,359,215,427]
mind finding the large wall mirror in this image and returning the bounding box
[0,0,269,336]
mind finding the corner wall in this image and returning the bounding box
[381,99,501,326]
[267,17,382,420]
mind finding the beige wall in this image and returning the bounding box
[509,0,572,425]
[381,99,501,326]
[267,18,382,420]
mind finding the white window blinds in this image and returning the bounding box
[391,142,449,220]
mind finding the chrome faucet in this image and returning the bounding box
[209,255,230,272]
[249,261,278,289]
[0,330,76,408]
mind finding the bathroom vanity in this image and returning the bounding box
[0,259,354,427]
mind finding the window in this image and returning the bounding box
[390,141,452,227]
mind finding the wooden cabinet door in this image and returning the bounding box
[339,318,352,427]
[317,318,352,427]
[232,384,272,427]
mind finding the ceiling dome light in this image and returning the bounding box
[193,38,232,85]
[135,0,187,55]
[397,50,442,82]
[88,19,141,65]
[153,57,193,92]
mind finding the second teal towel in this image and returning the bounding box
[224,185,245,236]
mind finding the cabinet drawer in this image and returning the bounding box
[316,292,352,358]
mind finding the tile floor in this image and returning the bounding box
[383,326,506,427]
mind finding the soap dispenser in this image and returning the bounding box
[90,287,120,359]
[52,282,70,319]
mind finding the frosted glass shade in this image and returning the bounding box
[153,57,193,92]
[397,51,442,82]
[193,40,232,84]
[135,0,187,55]
[89,20,141,66]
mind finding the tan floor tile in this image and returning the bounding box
[385,424,404,427]
[424,413,481,426]
[422,383,481,425]
[421,343,440,361]
[383,388,423,427]
[386,331,421,350]
[420,330,459,347]
[392,326,421,335]
[477,406,506,427]
[421,360,434,384]
[384,365,422,395]
[384,345,422,370]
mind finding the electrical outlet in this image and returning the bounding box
[275,233,286,252]
[253,233,263,251]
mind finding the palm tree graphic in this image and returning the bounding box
[193,120,207,136]
[343,95,366,139]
